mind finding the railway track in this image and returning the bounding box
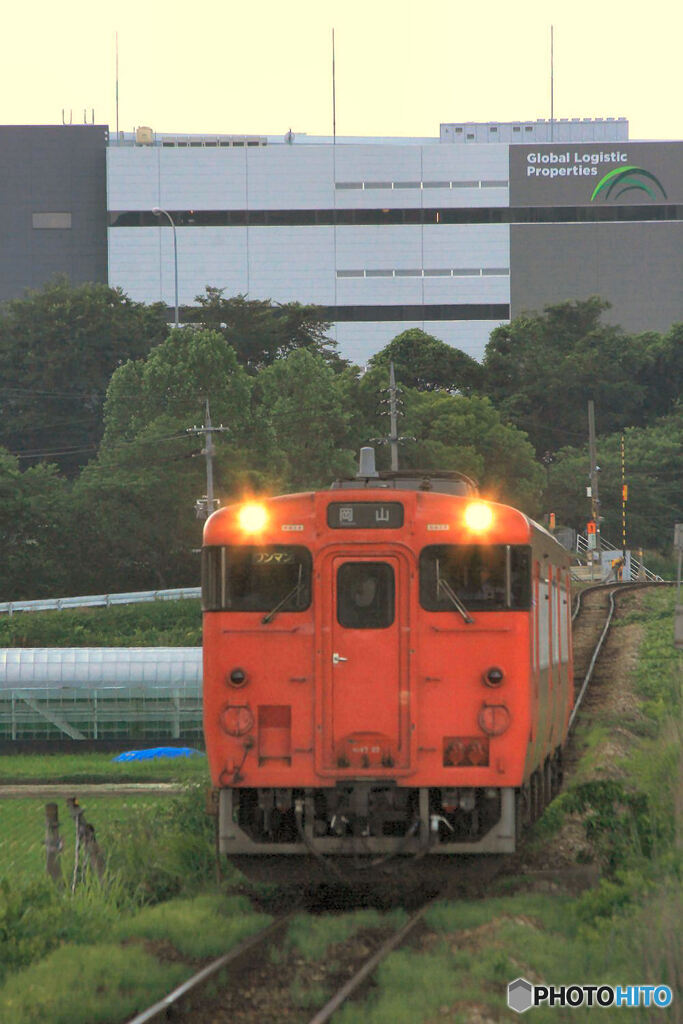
[569,581,664,732]
[125,581,667,1024]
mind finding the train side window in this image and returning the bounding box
[201,545,312,612]
[419,545,531,611]
[337,562,395,629]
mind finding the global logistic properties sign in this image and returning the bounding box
[509,141,683,207]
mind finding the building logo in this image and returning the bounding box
[590,165,668,202]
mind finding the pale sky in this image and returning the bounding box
[3,0,681,141]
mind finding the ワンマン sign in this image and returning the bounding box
[509,142,682,207]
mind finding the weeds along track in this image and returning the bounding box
[123,896,436,1024]
[124,911,299,1024]
[123,860,502,1024]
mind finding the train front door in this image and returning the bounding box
[319,554,409,771]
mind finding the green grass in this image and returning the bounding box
[337,883,682,1024]
[0,794,177,885]
[114,892,270,959]
[0,598,202,648]
[0,750,209,784]
[284,908,407,961]
[0,942,187,1024]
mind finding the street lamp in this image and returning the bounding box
[152,207,179,327]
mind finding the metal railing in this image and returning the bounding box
[0,587,200,617]
[574,534,662,582]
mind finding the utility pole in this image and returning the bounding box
[388,361,400,472]
[587,400,601,578]
[187,397,228,519]
[371,362,414,470]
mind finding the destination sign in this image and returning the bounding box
[327,502,404,529]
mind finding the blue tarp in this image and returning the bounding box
[112,747,204,762]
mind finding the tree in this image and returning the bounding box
[0,449,72,600]
[0,278,168,474]
[188,288,340,372]
[368,328,484,394]
[74,328,259,592]
[256,348,357,490]
[483,298,680,454]
[398,391,545,512]
[546,407,682,551]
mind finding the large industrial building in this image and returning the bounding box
[1,119,681,363]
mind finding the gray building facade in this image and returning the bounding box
[0,126,108,303]
[508,141,683,333]
[0,120,681,360]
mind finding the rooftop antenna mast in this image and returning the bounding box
[115,32,119,138]
[550,25,554,142]
[332,28,336,145]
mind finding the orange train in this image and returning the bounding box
[202,454,573,866]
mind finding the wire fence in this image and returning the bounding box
[0,793,177,885]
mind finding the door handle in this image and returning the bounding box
[332,652,348,664]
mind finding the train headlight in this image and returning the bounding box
[463,501,494,533]
[238,502,268,534]
[478,704,511,736]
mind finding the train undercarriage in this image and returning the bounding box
[219,783,516,857]
[217,752,563,871]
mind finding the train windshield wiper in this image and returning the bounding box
[261,565,304,624]
[436,560,474,625]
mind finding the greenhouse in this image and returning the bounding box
[0,648,203,741]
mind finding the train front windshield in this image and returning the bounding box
[419,545,532,611]
[202,546,312,612]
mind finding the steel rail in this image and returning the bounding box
[306,898,437,1024]
[568,581,666,732]
[125,910,297,1024]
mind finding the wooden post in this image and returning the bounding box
[67,797,105,888]
[45,803,64,885]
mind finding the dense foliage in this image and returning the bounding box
[0,278,168,475]
[0,281,679,600]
